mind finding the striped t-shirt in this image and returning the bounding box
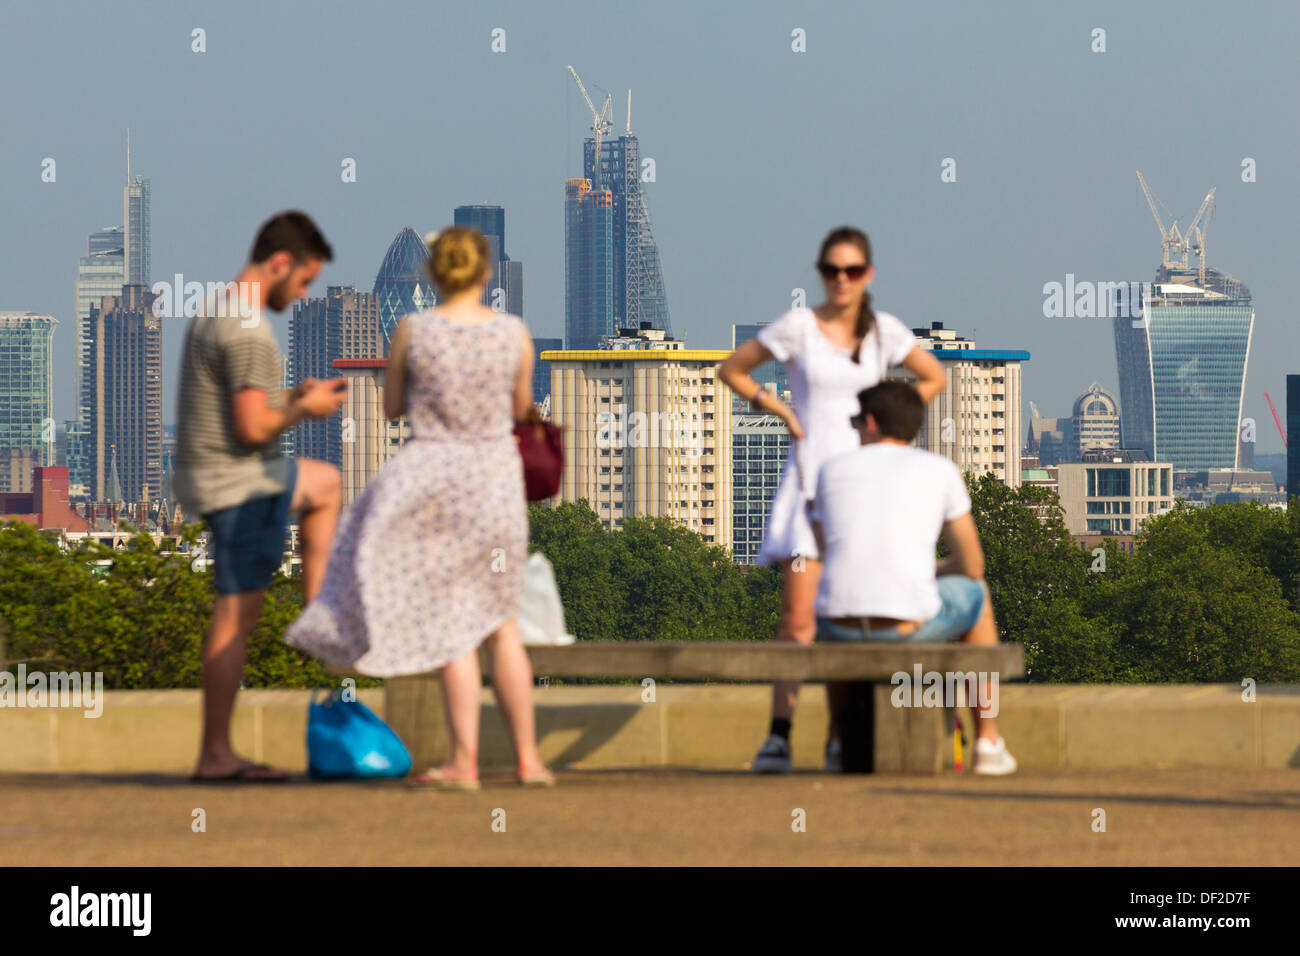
[173,304,291,516]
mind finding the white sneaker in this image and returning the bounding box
[973,735,1018,776]
[751,734,792,773]
[823,737,843,773]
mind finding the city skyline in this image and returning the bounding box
[1,1,1296,456]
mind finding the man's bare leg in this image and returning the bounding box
[289,459,341,602]
[194,590,283,778]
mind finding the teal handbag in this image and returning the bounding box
[307,689,413,779]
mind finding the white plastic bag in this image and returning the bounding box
[518,552,576,646]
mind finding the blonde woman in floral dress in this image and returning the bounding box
[287,226,554,790]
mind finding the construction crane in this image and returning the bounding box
[1265,392,1287,448]
[1136,172,1215,274]
[1137,171,1182,269]
[567,66,613,191]
[1185,188,1215,282]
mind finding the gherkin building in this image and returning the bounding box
[373,226,437,344]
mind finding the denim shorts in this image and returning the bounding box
[202,459,298,595]
[816,576,988,643]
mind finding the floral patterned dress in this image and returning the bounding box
[285,309,528,676]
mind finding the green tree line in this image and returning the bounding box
[1,482,1297,687]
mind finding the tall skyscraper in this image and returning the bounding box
[373,227,436,344]
[583,128,671,336]
[454,204,524,317]
[289,285,383,467]
[1116,176,1254,471]
[74,226,125,422]
[124,176,151,287]
[564,178,615,350]
[83,285,162,502]
[1114,267,1253,471]
[0,313,57,493]
[564,81,671,350]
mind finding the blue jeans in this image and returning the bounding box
[203,458,298,595]
[816,576,988,643]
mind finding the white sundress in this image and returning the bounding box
[754,308,917,565]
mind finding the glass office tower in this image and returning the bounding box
[124,177,150,286]
[373,227,437,344]
[1113,266,1253,470]
[583,132,671,337]
[454,204,524,317]
[0,313,57,491]
[74,227,125,423]
[564,179,615,350]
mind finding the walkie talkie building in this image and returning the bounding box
[1113,265,1254,471]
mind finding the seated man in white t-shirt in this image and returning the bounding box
[808,380,1017,775]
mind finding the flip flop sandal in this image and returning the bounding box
[191,763,289,784]
[517,771,556,788]
[408,768,481,792]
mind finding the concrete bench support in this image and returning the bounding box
[382,641,1023,775]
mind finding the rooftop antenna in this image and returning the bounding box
[126,127,130,184]
[626,89,632,134]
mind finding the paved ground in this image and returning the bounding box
[1,767,1297,866]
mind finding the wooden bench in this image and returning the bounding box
[384,641,1024,775]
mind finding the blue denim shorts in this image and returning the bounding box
[816,576,988,643]
[203,458,298,595]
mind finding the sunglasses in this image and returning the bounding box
[817,262,869,281]
[850,412,865,428]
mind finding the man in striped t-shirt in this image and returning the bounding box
[175,211,348,783]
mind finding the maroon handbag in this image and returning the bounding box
[513,421,563,501]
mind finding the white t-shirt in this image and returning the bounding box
[809,442,972,620]
[753,308,916,566]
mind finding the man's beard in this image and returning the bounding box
[266,276,294,312]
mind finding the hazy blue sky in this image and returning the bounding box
[2,0,1296,454]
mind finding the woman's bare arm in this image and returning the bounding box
[901,345,947,403]
[514,324,536,422]
[718,339,803,439]
[383,318,410,420]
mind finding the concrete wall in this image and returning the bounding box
[1,684,1297,773]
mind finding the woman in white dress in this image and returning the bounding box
[718,226,946,772]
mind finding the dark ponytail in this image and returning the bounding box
[816,226,875,364]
